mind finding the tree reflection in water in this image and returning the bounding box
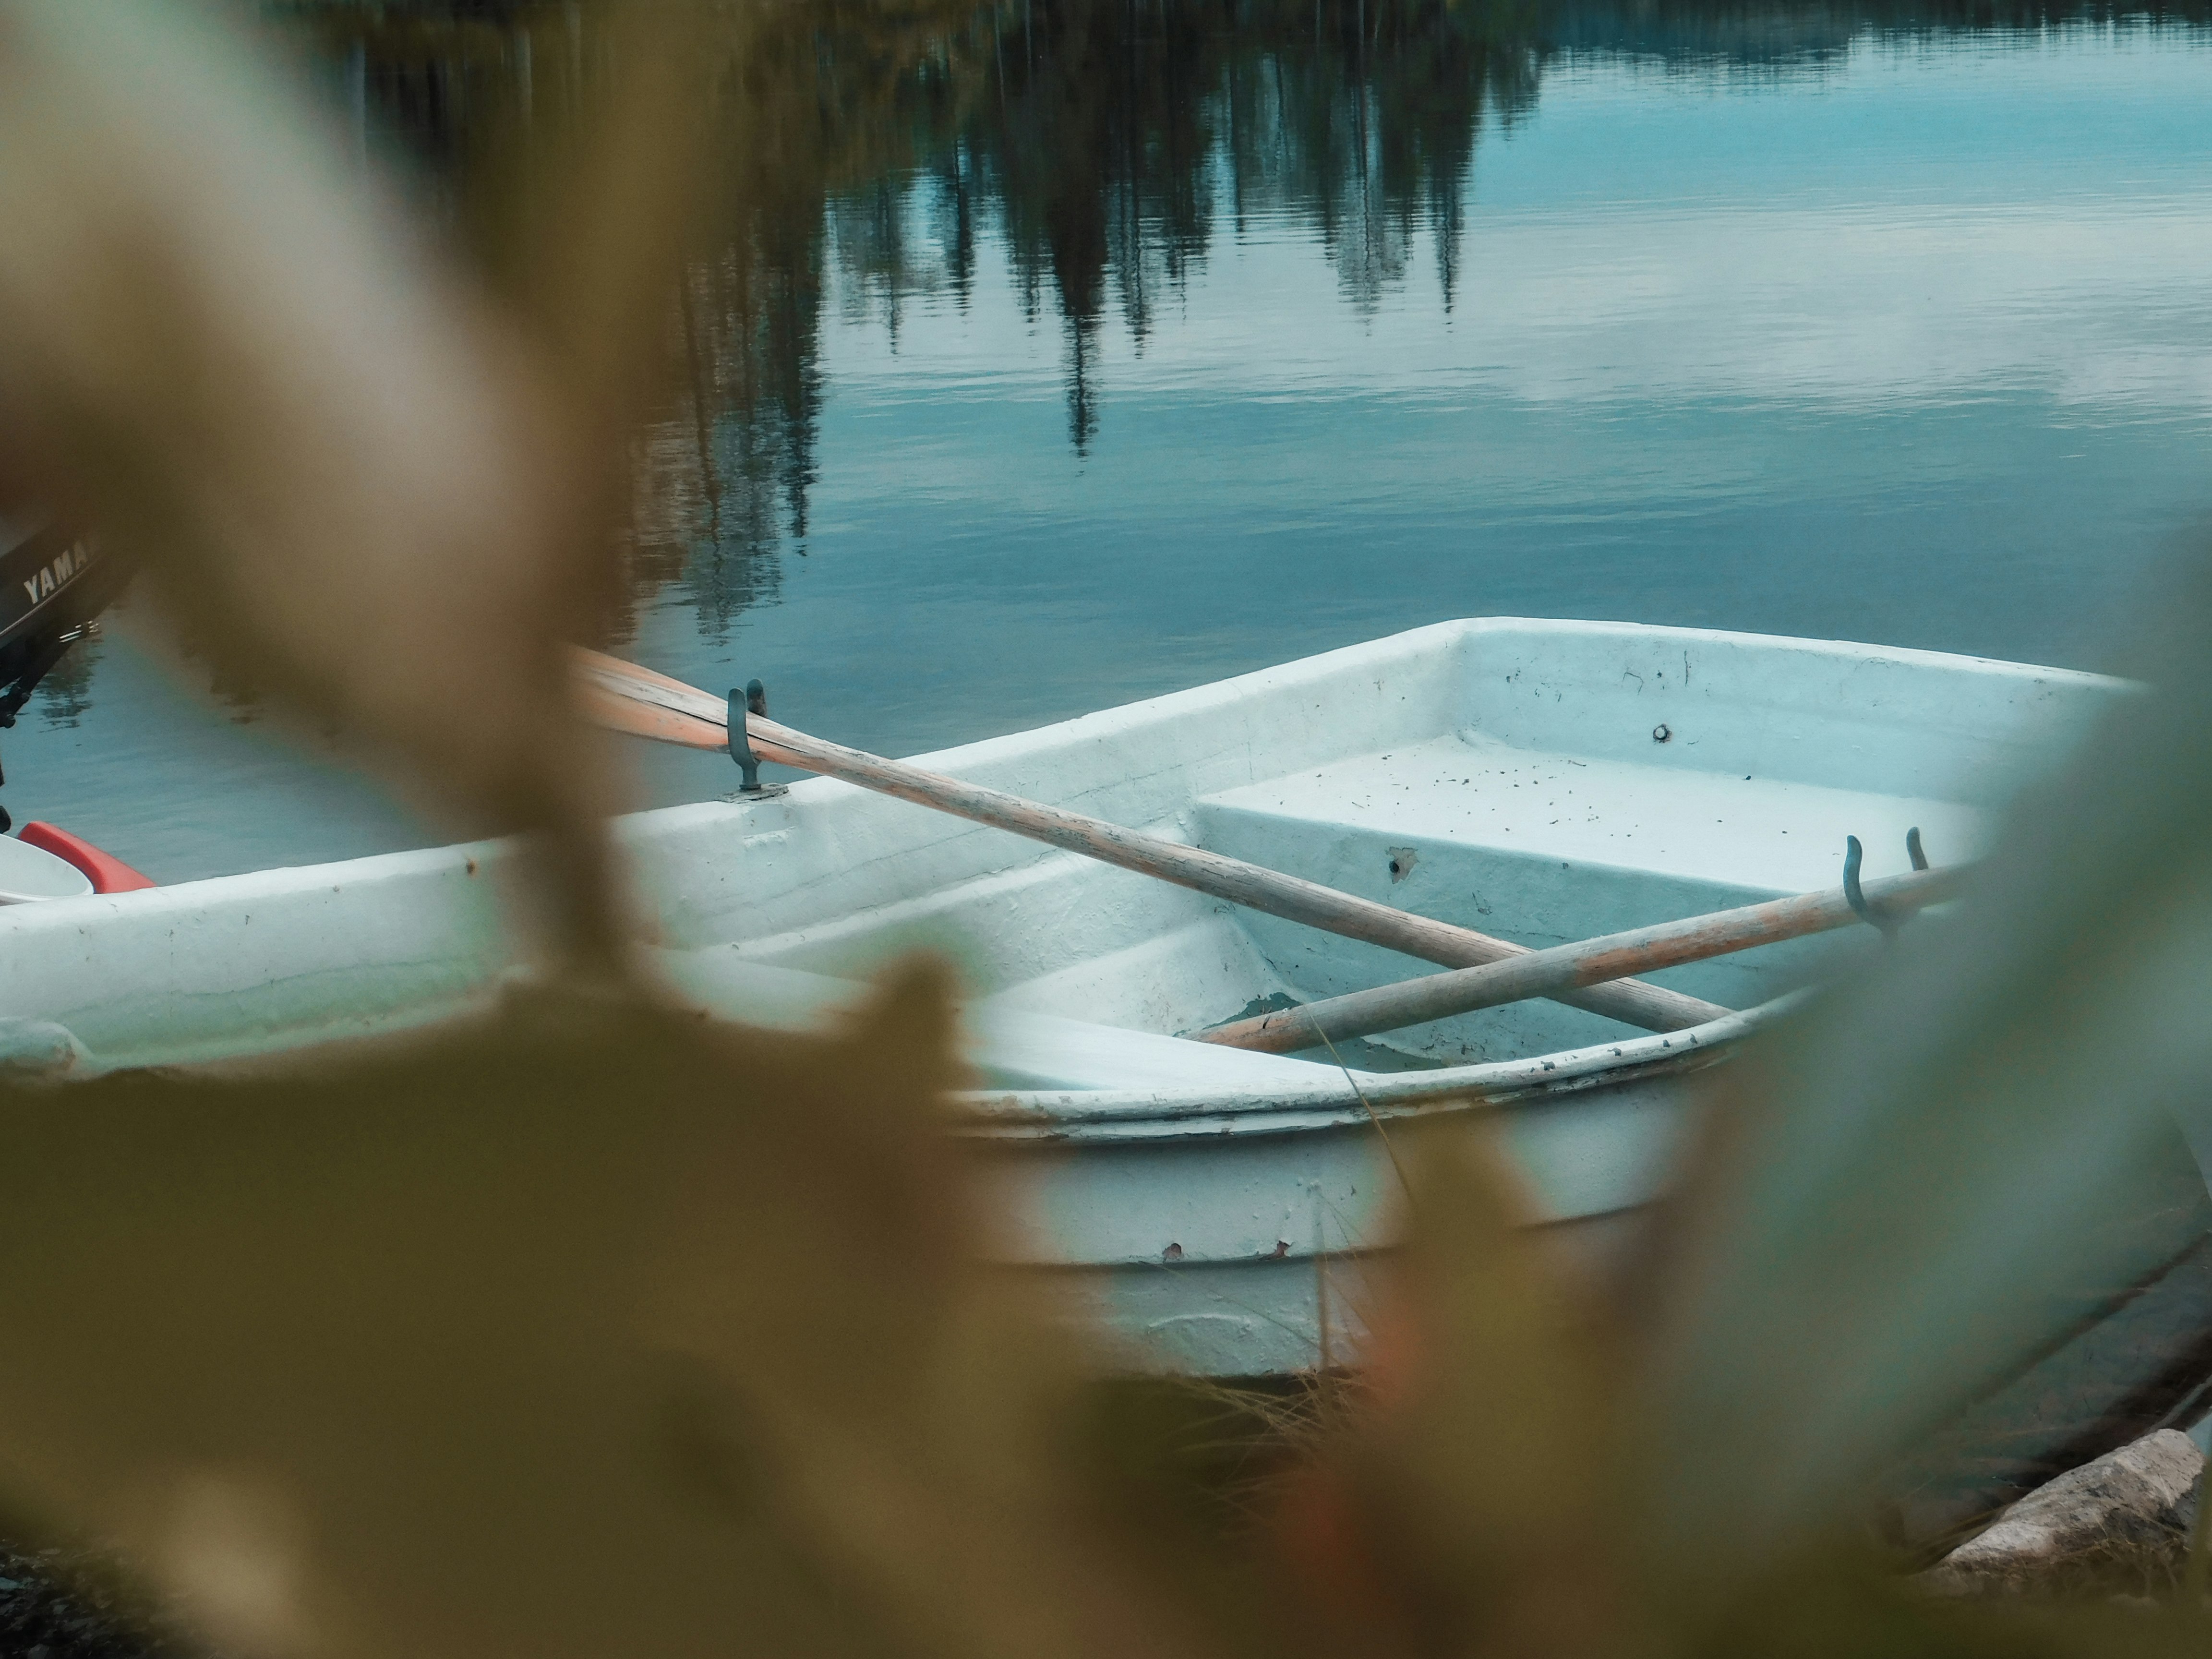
[288,0,2212,644]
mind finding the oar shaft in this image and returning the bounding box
[571,650,1733,1034]
[1200,863,1967,1054]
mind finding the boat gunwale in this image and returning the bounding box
[949,992,1804,1140]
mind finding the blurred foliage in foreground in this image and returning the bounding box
[0,1,2209,1655]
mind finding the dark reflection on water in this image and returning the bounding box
[7,0,2212,876]
[305,0,2211,619]
[310,0,1547,605]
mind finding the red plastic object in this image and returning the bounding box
[18,821,156,893]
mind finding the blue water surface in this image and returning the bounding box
[11,20,2212,879]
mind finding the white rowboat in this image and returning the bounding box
[0,620,2150,1384]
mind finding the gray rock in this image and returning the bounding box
[1921,1428,2204,1598]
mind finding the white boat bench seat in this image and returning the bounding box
[1195,730,1981,902]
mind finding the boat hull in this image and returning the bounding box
[964,1049,1703,1375]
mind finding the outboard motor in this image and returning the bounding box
[0,517,132,833]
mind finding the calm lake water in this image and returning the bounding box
[11,4,2212,880]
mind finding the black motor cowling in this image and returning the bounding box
[0,519,130,727]
[0,519,132,832]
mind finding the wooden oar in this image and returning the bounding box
[570,648,1732,1034]
[1199,862,1967,1053]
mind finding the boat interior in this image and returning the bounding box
[649,618,2113,1087]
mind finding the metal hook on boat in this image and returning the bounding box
[1843,835,1880,934]
[1846,827,1930,942]
[727,679,788,800]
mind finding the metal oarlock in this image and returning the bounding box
[728,679,789,800]
[1845,827,1930,941]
